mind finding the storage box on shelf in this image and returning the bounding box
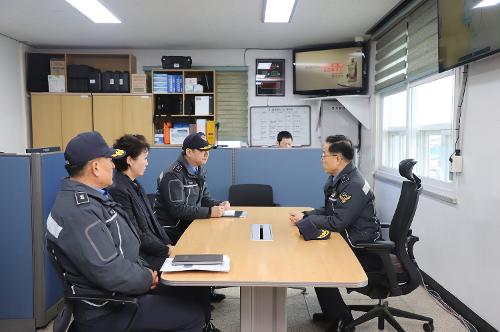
[151,69,216,145]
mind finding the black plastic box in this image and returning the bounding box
[161,56,192,69]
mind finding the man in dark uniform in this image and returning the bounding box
[154,132,229,302]
[289,135,382,332]
[46,131,204,332]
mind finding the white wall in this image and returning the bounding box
[0,35,29,153]
[373,53,500,329]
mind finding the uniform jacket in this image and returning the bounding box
[109,171,172,270]
[154,153,221,243]
[46,178,152,298]
[304,162,381,247]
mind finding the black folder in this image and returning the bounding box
[172,254,224,265]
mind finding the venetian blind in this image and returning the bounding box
[215,71,248,142]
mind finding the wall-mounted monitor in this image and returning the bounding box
[293,42,368,96]
[438,0,500,71]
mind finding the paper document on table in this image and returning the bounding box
[222,210,247,218]
[161,255,230,272]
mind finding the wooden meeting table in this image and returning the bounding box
[160,207,367,332]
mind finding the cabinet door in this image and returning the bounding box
[31,94,62,148]
[123,95,153,143]
[61,94,93,149]
[93,95,124,145]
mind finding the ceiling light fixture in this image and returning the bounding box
[473,0,500,8]
[64,0,121,23]
[263,0,297,23]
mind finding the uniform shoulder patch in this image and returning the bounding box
[174,164,183,173]
[75,192,90,205]
[339,191,352,204]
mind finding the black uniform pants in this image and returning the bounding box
[72,285,207,332]
[315,249,382,323]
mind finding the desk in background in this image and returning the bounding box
[161,207,367,332]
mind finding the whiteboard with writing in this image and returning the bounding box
[250,105,311,146]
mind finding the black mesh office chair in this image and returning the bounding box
[47,240,139,332]
[343,159,434,332]
[228,184,308,294]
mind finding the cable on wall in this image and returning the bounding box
[449,64,469,162]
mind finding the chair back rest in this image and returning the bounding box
[228,184,275,206]
[388,159,423,295]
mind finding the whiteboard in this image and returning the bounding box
[250,105,311,146]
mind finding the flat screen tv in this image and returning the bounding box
[438,0,500,71]
[293,42,368,96]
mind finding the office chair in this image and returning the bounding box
[342,159,433,332]
[228,184,279,206]
[46,240,139,332]
[228,184,307,294]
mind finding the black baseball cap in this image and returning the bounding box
[296,218,331,241]
[64,131,125,166]
[182,132,213,151]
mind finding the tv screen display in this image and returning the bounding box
[293,42,368,96]
[438,0,500,71]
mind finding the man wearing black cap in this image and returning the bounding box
[154,132,230,303]
[154,132,230,243]
[46,131,204,332]
[289,135,382,332]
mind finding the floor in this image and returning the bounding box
[38,285,468,332]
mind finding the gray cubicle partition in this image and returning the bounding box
[0,153,66,331]
[234,148,325,207]
[0,155,35,331]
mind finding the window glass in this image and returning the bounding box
[381,90,407,169]
[411,75,454,181]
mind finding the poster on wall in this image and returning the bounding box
[255,59,285,96]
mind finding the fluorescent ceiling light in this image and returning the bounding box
[65,0,121,23]
[473,0,500,8]
[264,0,297,23]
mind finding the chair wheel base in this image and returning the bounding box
[423,322,434,332]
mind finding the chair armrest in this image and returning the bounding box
[357,240,402,296]
[66,293,138,305]
[357,240,395,251]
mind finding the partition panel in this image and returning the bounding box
[234,148,326,207]
[0,155,34,328]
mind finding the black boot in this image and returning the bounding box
[209,287,226,303]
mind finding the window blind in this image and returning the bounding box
[215,71,248,142]
[373,0,438,92]
[407,0,438,81]
[374,20,408,92]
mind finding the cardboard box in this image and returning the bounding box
[50,60,66,76]
[131,74,147,93]
[48,75,65,92]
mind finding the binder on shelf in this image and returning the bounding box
[206,120,215,144]
[195,96,210,115]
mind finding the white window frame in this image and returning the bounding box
[375,69,459,204]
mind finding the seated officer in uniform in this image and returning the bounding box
[46,131,204,332]
[154,132,230,302]
[276,130,293,148]
[289,135,382,332]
